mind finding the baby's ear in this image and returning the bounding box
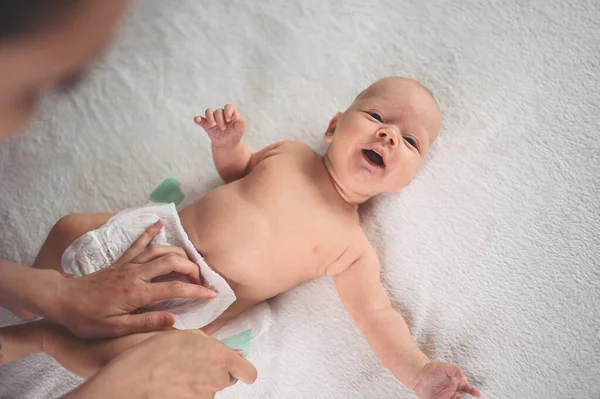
[324,112,342,143]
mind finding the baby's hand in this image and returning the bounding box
[413,362,481,399]
[194,104,246,149]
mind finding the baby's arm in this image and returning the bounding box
[334,248,481,399]
[194,105,295,183]
[194,104,252,183]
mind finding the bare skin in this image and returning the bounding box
[0,0,128,137]
[0,78,480,399]
[0,1,258,397]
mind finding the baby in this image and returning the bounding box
[1,77,480,399]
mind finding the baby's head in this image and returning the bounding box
[323,77,441,203]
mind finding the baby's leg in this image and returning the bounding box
[42,327,161,378]
[0,301,258,377]
[0,320,50,364]
[0,320,162,378]
[32,213,115,274]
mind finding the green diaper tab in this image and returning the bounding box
[150,177,185,206]
[220,329,254,358]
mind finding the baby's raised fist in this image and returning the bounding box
[194,104,246,149]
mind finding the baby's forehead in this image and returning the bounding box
[353,79,442,144]
[353,86,431,114]
[359,78,429,101]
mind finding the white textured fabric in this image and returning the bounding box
[61,202,236,330]
[0,0,599,398]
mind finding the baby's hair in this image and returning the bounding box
[354,88,368,101]
[418,83,437,105]
[421,84,438,106]
[0,0,81,41]
[355,77,438,106]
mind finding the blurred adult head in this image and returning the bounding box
[0,0,129,138]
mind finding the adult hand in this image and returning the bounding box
[46,220,216,339]
[63,330,258,399]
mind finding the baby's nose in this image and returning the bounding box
[378,130,398,148]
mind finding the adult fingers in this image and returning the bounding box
[119,220,164,262]
[141,254,202,285]
[147,281,216,303]
[223,104,235,122]
[227,376,239,388]
[131,244,188,265]
[112,311,176,335]
[226,350,246,386]
[226,348,258,385]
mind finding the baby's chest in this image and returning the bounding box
[265,213,358,272]
[211,209,361,298]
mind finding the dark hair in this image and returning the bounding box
[0,0,80,40]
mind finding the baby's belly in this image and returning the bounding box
[179,189,332,300]
[194,228,316,300]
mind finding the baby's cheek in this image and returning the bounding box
[396,158,420,184]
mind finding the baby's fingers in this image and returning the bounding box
[232,113,246,133]
[462,384,481,398]
[214,109,226,130]
[194,115,207,127]
[457,379,481,398]
[224,104,236,122]
[204,108,217,128]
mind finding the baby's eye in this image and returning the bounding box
[404,136,417,149]
[369,112,383,122]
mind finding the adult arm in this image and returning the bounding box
[0,221,217,338]
[61,330,257,399]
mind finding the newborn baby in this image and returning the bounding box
[1,77,480,399]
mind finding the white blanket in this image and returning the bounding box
[1,0,598,398]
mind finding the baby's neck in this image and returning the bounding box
[321,153,371,206]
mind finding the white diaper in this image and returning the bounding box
[61,202,236,330]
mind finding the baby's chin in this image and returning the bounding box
[342,176,389,198]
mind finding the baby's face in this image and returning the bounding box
[324,77,441,199]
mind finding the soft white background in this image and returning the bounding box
[1,0,599,398]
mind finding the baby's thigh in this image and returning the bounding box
[33,213,116,272]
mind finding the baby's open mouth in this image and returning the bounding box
[362,149,385,168]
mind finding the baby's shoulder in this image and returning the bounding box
[325,229,375,276]
[275,140,316,156]
[254,140,313,161]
